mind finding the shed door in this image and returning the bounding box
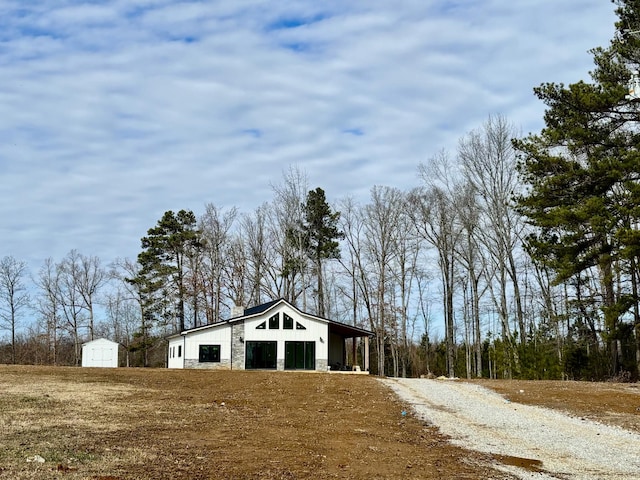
[91,346,115,367]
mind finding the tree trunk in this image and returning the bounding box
[317,258,324,318]
[472,276,482,377]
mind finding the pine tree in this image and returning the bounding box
[132,210,202,333]
[514,0,640,376]
[300,188,343,318]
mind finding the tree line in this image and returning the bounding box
[3,2,640,380]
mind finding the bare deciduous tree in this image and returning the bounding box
[338,196,371,329]
[0,256,30,363]
[199,203,238,323]
[270,166,310,308]
[57,251,88,365]
[241,205,271,307]
[35,258,62,365]
[411,151,465,378]
[223,235,249,312]
[75,252,107,341]
[103,283,139,367]
[455,186,486,377]
[114,257,156,367]
[361,186,404,376]
[459,114,526,346]
[388,195,422,377]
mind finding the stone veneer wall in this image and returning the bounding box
[185,358,328,371]
[231,321,245,370]
[316,359,328,372]
[277,358,327,371]
[184,359,231,370]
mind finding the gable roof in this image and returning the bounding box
[243,299,280,316]
[172,298,374,338]
[82,337,120,347]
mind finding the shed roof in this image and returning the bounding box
[82,337,120,347]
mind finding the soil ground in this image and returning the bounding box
[0,366,638,479]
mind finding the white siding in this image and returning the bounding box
[244,305,329,366]
[81,338,119,368]
[185,324,232,365]
[174,300,343,371]
[167,336,185,369]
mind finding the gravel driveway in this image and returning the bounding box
[381,378,640,479]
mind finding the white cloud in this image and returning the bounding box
[0,0,619,271]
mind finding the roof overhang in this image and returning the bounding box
[328,320,374,338]
[171,298,375,339]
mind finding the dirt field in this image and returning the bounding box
[0,366,638,480]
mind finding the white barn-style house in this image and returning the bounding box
[167,298,373,372]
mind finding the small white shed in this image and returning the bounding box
[81,338,120,368]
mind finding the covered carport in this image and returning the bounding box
[327,320,373,372]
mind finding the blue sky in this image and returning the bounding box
[0,0,618,272]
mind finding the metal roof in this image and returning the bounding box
[175,298,374,338]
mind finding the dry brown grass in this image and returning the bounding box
[3,367,639,479]
[0,366,506,479]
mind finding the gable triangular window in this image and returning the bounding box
[283,313,294,329]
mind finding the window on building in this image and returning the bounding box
[256,321,266,329]
[285,341,315,370]
[199,345,220,363]
[283,313,294,329]
[296,321,306,330]
[178,345,182,358]
[245,341,277,369]
[269,313,279,329]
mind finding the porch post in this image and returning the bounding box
[364,336,370,371]
[342,338,347,367]
[352,337,357,368]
